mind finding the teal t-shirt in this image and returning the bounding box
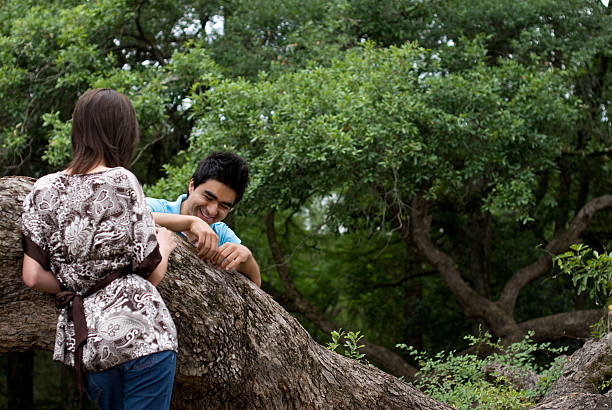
[146,194,241,246]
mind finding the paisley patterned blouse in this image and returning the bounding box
[21,167,178,372]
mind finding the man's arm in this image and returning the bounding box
[151,212,219,260]
[215,242,261,287]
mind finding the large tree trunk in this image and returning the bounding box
[531,332,612,409]
[0,176,448,409]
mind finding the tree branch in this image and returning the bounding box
[372,182,410,242]
[410,193,521,338]
[134,0,166,65]
[409,195,487,314]
[518,309,605,342]
[499,195,612,311]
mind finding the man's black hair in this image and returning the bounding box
[191,151,249,204]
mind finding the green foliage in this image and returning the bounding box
[41,111,71,167]
[0,0,223,180]
[145,0,609,355]
[158,40,577,221]
[398,331,567,409]
[555,243,612,302]
[208,0,354,78]
[601,376,612,394]
[326,329,368,364]
[555,243,612,338]
[0,0,120,176]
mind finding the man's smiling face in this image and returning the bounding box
[181,179,236,225]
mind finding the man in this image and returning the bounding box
[147,152,261,287]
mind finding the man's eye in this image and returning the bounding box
[204,194,214,200]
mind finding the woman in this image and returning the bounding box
[21,88,178,409]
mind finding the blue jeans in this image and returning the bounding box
[85,350,176,410]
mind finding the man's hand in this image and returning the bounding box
[214,243,262,287]
[214,243,251,271]
[185,218,219,261]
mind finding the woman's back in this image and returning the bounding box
[22,167,177,372]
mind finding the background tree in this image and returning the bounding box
[151,35,610,346]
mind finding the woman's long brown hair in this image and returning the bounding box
[67,88,139,174]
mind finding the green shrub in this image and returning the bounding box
[397,331,567,409]
[326,329,369,364]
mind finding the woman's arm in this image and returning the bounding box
[147,227,177,286]
[22,254,61,293]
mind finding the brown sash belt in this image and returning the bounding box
[55,267,129,393]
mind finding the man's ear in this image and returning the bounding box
[188,179,195,194]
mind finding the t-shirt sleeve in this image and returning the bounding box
[126,172,162,278]
[213,223,241,246]
[21,184,52,271]
[146,197,166,213]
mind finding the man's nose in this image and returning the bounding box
[206,202,218,216]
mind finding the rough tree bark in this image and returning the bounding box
[531,332,612,409]
[0,176,449,410]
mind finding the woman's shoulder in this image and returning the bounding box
[101,167,139,184]
[31,171,65,192]
[100,167,146,196]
